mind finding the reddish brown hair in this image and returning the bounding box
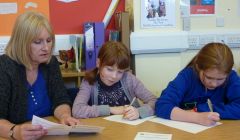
[85,41,130,85]
[187,42,234,74]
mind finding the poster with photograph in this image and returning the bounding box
[141,0,176,28]
[190,0,215,16]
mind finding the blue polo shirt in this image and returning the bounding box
[26,70,52,120]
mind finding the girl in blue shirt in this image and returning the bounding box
[155,43,240,126]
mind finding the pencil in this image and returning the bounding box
[130,97,136,106]
[207,99,213,112]
[122,97,136,119]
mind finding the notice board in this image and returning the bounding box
[0,0,124,35]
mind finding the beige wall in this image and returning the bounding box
[132,0,240,96]
[133,0,240,32]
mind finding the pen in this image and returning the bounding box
[207,99,213,112]
[129,97,136,106]
[122,97,136,119]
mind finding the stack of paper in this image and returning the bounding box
[32,115,104,135]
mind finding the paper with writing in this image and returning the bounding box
[134,132,172,140]
[32,115,104,135]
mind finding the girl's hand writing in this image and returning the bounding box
[197,112,220,126]
[123,106,139,120]
[110,106,125,115]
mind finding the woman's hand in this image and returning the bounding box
[15,124,47,140]
[54,104,80,126]
[123,106,139,120]
[59,114,81,126]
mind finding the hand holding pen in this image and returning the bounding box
[123,97,139,120]
[203,99,220,125]
[189,99,220,126]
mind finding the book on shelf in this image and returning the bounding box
[108,30,120,41]
[32,115,104,135]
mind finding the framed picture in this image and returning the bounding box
[190,0,215,16]
[141,0,176,28]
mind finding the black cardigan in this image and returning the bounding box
[0,55,71,124]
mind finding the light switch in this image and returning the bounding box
[183,17,191,31]
[216,17,224,27]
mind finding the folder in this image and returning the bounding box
[84,22,96,70]
[94,22,105,59]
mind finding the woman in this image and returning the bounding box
[155,42,240,126]
[0,11,79,140]
[72,41,157,120]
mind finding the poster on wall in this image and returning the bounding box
[190,0,215,16]
[141,0,176,28]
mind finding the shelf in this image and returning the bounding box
[61,69,85,87]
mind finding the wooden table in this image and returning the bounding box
[2,117,237,140]
[61,69,85,87]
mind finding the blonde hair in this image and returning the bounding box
[5,11,55,69]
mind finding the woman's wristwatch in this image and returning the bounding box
[8,124,17,140]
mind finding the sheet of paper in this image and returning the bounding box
[104,115,155,125]
[32,115,63,128]
[71,125,104,133]
[32,115,104,135]
[134,132,172,140]
[149,117,222,134]
[32,115,70,135]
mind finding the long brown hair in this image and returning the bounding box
[186,42,233,74]
[85,41,130,85]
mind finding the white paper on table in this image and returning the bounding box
[104,115,155,125]
[149,117,222,134]
[32,115,104,135]
[134,132,172,140]
[32,115,70,135]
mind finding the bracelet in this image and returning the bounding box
[8,124,17,140]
